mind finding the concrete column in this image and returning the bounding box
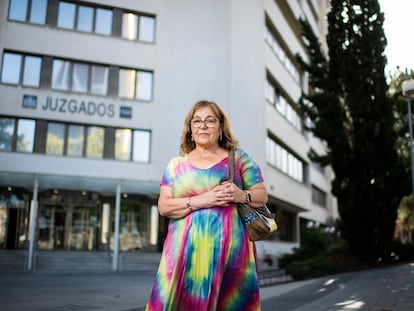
[112,184,121,271]
[27,177,39,271]
[101,203,111,245]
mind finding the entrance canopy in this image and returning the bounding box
[0,171,160,197]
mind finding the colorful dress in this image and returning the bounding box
[145,148,264,311]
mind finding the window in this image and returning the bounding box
[29,0,47,24]
[265,78,302,132]
[0,117,35,153]
[115,129,151,162]
[118,69,135,98]
[95,8,112,35]
[72,63,89,93]
[266,137,304,182]
[312,186,327,207]
[67,125,85,157]
[139,16,156,42]
[122,13,138,40]
[1,52,42,87]
[86,126,104,158]
[122,13,155,42]
[77,5,94,32]
[46,122,65,155]
[2,53,152,99]
[1,53,22,84]
[8,1,155,42]
[265,24,300,84]
[119,69,153,100]
[90,65,108,95]
[57,1,76,29]
[133,130,150,162]
[16,119,35,153]
[8,0,28,21]
[0,116,151,162]
[0,118,15,151]
[57,2,113,36]
[23,56,42,87]
[8,0,47,24]
[52,59,109,95]
[115,129,132,160]
[136,71,153,100]
[51,59,70,90]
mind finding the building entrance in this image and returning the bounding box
[38,191,102,251]
[0,188,29,250]
[38,204,101,251]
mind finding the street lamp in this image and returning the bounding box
[402,70,414,200]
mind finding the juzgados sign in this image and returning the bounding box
[22,94,132,119]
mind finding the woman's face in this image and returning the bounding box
[190,106,221,148]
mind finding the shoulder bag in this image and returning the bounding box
[228,149,278,241]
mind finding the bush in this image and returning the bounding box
[280,228,369,280]
[391,241,414,262]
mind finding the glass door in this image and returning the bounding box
[38,205,66,250]
[70,206,100,250]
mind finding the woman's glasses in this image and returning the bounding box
[190,117,217,128]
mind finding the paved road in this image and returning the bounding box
[0,262,413,310]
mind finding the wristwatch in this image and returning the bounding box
[244,192,251,204]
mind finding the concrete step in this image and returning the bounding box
[0,250,26,271]
[0,250,161,274]
[0,250,291,286]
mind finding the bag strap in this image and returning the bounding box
[228,148,235,183]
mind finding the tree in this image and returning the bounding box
[396,195,414,243]
[296,0,408,263]
[388,68,414,245]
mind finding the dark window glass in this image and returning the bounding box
[0,118,15,151]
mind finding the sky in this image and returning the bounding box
[379,0,414,73]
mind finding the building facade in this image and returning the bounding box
[0,0,337,271]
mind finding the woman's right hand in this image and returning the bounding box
[199,184,234,207]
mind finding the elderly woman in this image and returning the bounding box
[145,100,268,311]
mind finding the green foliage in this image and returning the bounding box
[279,228,368,280]
[396,195,414,245]
[399,195,414,231]
[391,241,414,262]
[296,0,410,262]
[280,229,414,280]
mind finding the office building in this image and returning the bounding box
[0,0,337,271]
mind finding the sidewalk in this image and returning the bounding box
[0,262,413,310]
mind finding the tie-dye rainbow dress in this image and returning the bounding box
[145,148,263,311]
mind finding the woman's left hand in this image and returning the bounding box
[214,181,243,205]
